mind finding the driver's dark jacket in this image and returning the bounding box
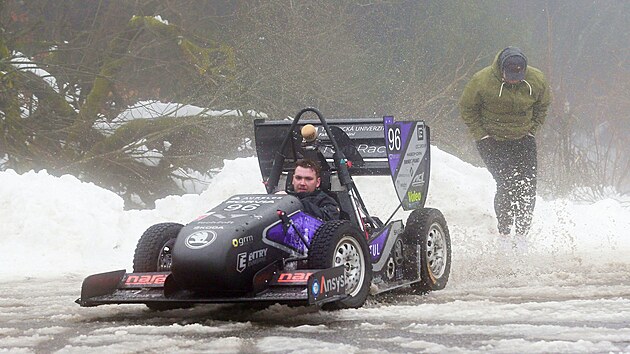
[292,190,340,221]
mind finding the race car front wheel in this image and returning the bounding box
[308,220,372,309]
[133,222,186,311]
[404,208,451,293]
[133,222,183,272]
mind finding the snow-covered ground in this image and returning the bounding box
[1,147,630,353]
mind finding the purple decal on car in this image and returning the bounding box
[369,226,390,262]
[384,117,414,176]
[266,212,323,254]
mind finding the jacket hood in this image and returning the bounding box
[492,47,528,78]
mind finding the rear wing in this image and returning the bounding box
[254,117,390,177]
[254,114,431,210]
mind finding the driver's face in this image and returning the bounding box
[292,166,320,193]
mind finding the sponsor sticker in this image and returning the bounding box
[230,195,283,201]
[185,230,217,249]
[232,235,254,248]
[411,172,425,188]
[319,273,346,294]
[417,125,424,140]
[276,271,314,284]
[369,243,380,258]
[236,252,247,272]
[407,190,422,203]
[236,248,268,272]
[309,267,346,303]
[202,211,248,219]
[196,220,234,225]
[194,225,224,230]
[311,280,320,296]
[122,272,168,287]
[356,144,387,154]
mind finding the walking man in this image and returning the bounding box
[459,46,551,249]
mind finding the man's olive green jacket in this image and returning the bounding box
[459,50,551,141]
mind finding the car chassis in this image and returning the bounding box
[76,107,451,310]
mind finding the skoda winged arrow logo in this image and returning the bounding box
[185,230,217,249]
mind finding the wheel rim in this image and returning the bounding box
[333,235,366,297]
[426,222,447,278]
[157,239,175,271]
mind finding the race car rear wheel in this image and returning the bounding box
[308,220,372,309]
[404,208,451,293]
[133,222,186,311]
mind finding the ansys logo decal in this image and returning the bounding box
[185,230,217,249]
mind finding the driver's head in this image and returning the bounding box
[292,159,321,193]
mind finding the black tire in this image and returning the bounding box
[133,222,183,272]
[308,220,372,309]
[404,208,451,293]
[133,222,185,311]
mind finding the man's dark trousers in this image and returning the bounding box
[476,135,537,235]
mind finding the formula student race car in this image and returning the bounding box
[76,107,451,310]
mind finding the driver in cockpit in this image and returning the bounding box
[289,159,340,221]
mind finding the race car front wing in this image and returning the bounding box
[76,264,347,308]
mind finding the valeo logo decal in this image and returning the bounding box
[407,190,422,203]
[185,230,217,249]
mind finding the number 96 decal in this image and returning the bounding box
[224,203,260,212]
[387,125,401,152]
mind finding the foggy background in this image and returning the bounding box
[1,0,629,208]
